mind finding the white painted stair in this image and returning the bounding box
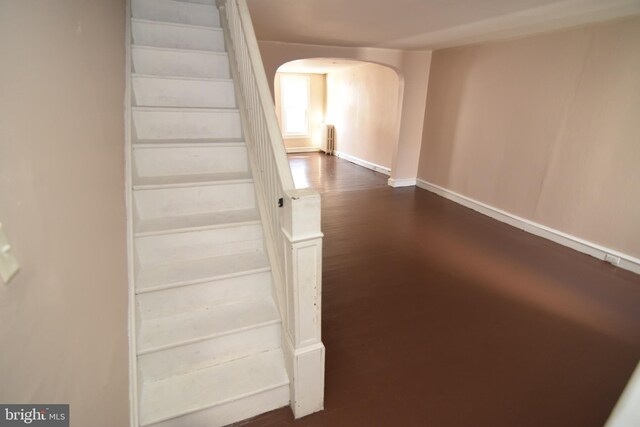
[128,0,290,425]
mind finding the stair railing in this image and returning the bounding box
[216,0,324,418]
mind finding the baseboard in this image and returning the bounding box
[416,179,640,276]
[333,151,391,176]
[387,178,417,188]
[286,147,321,153]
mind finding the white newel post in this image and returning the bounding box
[281,188,325,418]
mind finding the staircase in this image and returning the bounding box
[128,0,291,425]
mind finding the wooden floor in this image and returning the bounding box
[237,153,640,427]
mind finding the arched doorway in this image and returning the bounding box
[274,58,403,179]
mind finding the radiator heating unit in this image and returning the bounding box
[321,124,335,155]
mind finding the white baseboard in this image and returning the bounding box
[286,147,321,153]
[334,151,391,176]
[416,178,640,275]
[388,178,417,188]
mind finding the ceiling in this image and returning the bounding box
[246,0,640,50]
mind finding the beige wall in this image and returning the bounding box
[274,72,326,150]
[392,50,431,182]
[418,16,640,258]
[0,1,129,426]
[258,41,431,181]
[326,63,400,170]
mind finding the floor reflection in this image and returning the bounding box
[288,155,311,189]
[287,152,388,193]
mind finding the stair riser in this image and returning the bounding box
[133,109,241,140]
[145,385,290,427]
[137,271,272,319]
[136,224,264,265]
[132,48,230,79]
[134,145,248,177]
[138,323,281,381]
[132,0,220,27]
[132,21,224,52]
[174,0,214,4]
[133,76,236,108]
[134,182,256,219]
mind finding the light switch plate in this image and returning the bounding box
[0,222,20,284]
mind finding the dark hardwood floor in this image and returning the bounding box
[237,153,640,427]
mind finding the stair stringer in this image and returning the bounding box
[124,0,141,425]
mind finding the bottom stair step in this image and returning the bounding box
[139,348,290,427]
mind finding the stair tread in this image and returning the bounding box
[133,43,225,54]
[133,171,252,189]
[136,251,270,293]
[134,0,219,17]
[132,105,238,112]
[171,0,215,4]
[135,208,260,236]
[139,0,216,9]
[132,73,232,83]
[132,17,222,32]
[139,348,288,426]
[132,44,227,56]
[134,137,244,147]
[138,296,280,354]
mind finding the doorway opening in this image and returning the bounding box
[274,58,403,179]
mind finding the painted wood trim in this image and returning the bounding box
[233,0,296,191]
[281,234,324,418]
[124,0,139,425]
[218,1,325,418]
[333,150,391,176]
[416,179,640,275]
[217,0,288,327]
[387,178,417,187]
[286,147,321,153]
[279,190,324,417]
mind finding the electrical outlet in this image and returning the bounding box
[0,223,20,284]
[604,253,621,266]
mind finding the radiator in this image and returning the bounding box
[321,124,335,155]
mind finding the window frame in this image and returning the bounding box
[279,74,311,139]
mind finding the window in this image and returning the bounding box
[280,75,310,137]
